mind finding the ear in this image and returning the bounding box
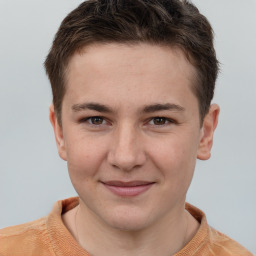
[49,104,67,161]
[197,104,220,160]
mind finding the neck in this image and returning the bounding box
[71,201,196,256]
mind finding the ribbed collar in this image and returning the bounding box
[46,197,208,256]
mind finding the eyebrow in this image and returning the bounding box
[143,103,185,113]
[71,102,185,113]
[72,103,113,113]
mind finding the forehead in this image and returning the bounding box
[67,43,196,80]
[64,43,198,112]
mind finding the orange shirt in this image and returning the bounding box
[0,197,253,256]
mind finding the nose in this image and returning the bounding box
[107,123,146,171]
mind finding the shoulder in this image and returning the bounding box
[183,203,253,256]
[208,226,253,256]
[0,217,46,236]
[0,217,55,256]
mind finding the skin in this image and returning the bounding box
[50,43,219,256]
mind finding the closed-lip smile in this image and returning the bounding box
[101,180,155,197]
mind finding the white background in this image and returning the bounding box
[0,0,255,254]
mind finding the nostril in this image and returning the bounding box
[107,148,146,171]
[107,129,146,170]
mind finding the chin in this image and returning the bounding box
[109,218,150,232]
[102,206,153,232]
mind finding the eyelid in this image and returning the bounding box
[147,117,177,126]
[79,116,177,127]
[80,116,109,126]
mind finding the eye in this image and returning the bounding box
[83,116,106,125]
[148,117,174,126]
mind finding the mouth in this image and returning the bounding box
[101,180,155,197]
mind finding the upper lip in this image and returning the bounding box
[102,180,155,187]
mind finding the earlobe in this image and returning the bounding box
[49,104,67,161]
[197,104,220,160]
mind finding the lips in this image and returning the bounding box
[101,180,155,197]
[103,180,154,187]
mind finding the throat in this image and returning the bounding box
[65,204,197,256]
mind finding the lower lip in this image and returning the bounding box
[103,183,154,197]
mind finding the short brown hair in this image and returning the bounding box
[45,0,219,125]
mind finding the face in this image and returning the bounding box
[50,43,219,231]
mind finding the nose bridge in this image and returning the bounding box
[108,121,145,171]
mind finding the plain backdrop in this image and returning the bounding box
[0,0,255,254]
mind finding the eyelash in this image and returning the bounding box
[81,116,107,126]
[80,116,176,127]
[148,117,176,126]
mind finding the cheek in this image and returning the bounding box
[149,133,198,186]
[65,134,108,183]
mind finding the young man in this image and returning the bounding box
[0,0,253,255]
